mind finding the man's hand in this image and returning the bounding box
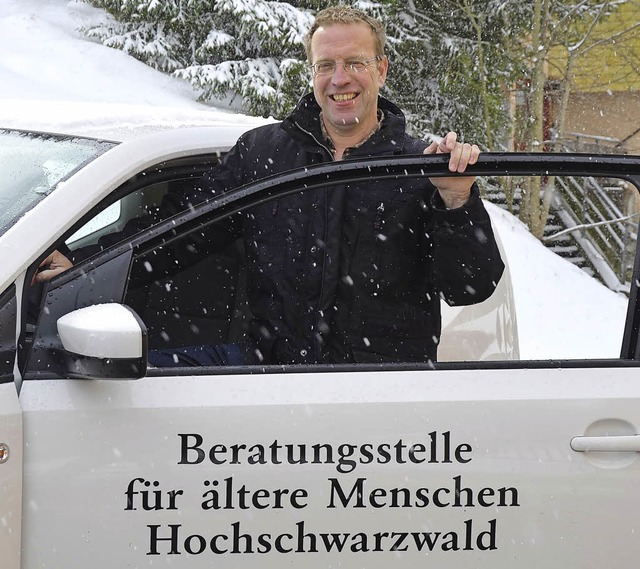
[424,131,480,209]
[32,250,73,285]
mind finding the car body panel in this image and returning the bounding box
[439,242,518,361]
[0,383,22,569]
[17,369,640,568]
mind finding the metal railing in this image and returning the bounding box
[558,133,624,155]
[547,174,638,293]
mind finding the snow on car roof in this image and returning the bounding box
[0,99,274,143]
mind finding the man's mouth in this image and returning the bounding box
[330,93,357,102]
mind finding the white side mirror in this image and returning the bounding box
[56,303,147,379]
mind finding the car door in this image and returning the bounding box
[15,154,640,568]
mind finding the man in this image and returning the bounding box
[190,6,503,364]
[38,6,504,366]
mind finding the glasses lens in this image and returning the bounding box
[314,62,335,75]
[348,61,366,72]
[312,57,380,76]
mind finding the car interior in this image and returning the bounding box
[18,156,253,375]
[68,160,253,352]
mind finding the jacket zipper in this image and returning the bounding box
[291,121,334,361]
[374,202,385,231]
[293,121,335,161]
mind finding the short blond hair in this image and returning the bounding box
[304,6,386,62]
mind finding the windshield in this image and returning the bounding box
[0,129,116,234]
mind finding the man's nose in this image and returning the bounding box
[331,63,351,84]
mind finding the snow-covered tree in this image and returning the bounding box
[379,0,522,147]
[83,0,314,117]
[82,0,515,145]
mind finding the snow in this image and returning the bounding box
[0,0,629,360]
[487,203,627,359]
[0,0,272,137]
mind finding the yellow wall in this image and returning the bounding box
[549,0,640,92]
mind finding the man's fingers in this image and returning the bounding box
[38,253,54,268]
[31,250,73,285]
[31,253,54,285]
[424,133,480,173]
[449,142,481,173]
[423,140,439,155]
[441,131,457,151]
[33,269,54,284]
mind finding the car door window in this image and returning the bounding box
[19,159,640,379]
[124,214,248,357]
[123,170,639,367]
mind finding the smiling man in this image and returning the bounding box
[201,6,504,365]
[37,6,505,367]
[305,7,478,209]
[307,16,386,158]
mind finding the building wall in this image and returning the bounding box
[569,0,640,93]
[548,0,640,93]
[562,91,640,155]
[546,0,640,155]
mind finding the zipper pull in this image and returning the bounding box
[374,202,385,231]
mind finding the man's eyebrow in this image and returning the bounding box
[315,54,369,61]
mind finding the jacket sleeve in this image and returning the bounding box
[429,183,505,306]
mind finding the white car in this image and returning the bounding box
[1,122,640,568]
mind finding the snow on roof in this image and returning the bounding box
[0,99,274,142]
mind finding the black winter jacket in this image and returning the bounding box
[199,93,504,365]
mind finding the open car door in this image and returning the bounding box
[12,153,640,568]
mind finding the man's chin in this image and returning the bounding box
[324,112,361,129]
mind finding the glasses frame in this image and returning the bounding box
[310,56,383,77]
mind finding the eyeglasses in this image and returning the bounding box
[310,56,383,77]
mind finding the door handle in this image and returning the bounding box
[571,434,640,452]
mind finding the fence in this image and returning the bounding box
[548,174,638,293]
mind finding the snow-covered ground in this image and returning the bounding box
[0,0,629,359]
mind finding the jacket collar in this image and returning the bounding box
[282,92,408,155]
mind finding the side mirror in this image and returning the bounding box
[56,304,147,379]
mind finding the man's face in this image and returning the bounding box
[310,22,388,135]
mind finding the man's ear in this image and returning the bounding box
[377,55,389,87]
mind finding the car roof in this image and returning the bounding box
[0,99,274,143]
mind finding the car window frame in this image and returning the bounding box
[128,152,640,359]
[19,152,640,380]
[0,285,16,384]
